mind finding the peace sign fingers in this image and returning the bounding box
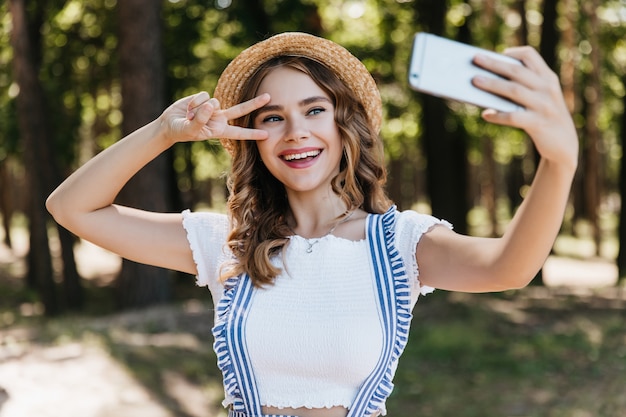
[204,93,270,141]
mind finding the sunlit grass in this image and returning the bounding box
[387,291,626,417]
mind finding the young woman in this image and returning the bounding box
[46,32,578,417]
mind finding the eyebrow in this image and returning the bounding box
[256,96,332,114]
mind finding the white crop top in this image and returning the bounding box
[182,209,451,412]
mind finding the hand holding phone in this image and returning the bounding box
[408,33,524,112]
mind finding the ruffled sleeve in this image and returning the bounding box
[181,210,231,304]
[395,210,453,304]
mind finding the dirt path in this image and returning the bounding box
[0,302,223,417]
[0,235,222,417]
[0,343,174,417]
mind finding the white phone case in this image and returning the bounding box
[408,32,524,112]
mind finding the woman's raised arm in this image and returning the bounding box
[46,92,269,274]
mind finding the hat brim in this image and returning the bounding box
[213,32,382,153]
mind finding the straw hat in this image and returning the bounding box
[213,32,382,153]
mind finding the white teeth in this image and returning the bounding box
[283,150,321,161]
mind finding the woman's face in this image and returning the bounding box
[253,66,343,197]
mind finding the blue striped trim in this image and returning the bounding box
[212,273,262,415]
[347,206,413,417]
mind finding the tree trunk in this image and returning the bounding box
[476,0,499,236]
[116,0,172,308]
[617,72,626,284]
[582,0,603,255]
[540,0,560,72]
[414,0,469,233]
[0,160,13,248]
[420,96,469,234]
[9,0,58,315]
[10,0,85,312]
[512,0,528,47]
[559,0,583,240]
[57,225,83,310]
[508,0,530,217]
[559,0,578,114]
[482,138,498,237]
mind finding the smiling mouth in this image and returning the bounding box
[281,150,322,161]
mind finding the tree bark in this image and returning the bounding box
[9,0,58,314]
[540,0,560,72]
[559,0,582,240]
[617,73,626,284]
[414,0,469,233]
[512,0,529,47]
[116,0,172,308]
[57,225,83,309]
[582,0,603,255]
[9,0,85,313]
[507,0,530,216]
[0,160,13,248]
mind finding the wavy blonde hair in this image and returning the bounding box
[222,56,392,286]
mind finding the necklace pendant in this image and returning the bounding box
[305,239,318,253]
[295,210,355,254]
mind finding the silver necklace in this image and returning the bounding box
[294,211,355,254]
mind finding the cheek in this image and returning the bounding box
[333,130,345,157]
[255,140,273,164]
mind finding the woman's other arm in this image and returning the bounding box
[416,47,578,293]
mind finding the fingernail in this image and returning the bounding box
[473,76,487,84]
[474,54,486,63]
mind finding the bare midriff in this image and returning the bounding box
[261,405,349,417]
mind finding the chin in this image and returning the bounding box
[283,181,329,194]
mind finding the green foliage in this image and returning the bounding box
[0,3,19,159]
[2,0,625,220]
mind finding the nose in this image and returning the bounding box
[284,115,310,142]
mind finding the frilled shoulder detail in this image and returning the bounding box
[395,210,453,298]
[211,273,258,413]
[181,209,231,292]
[349,206,412,417]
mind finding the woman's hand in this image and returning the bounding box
[472,48,578,173]
[160,91,270,144]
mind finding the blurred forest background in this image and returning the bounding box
[1,1,626,417]
[1,0,626,311]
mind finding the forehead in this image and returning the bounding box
[256,66,329,99]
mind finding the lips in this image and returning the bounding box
[281,149,322,161]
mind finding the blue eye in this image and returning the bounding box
[308,107,325,116]
[263,115,282,123]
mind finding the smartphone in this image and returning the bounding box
[408,32,524,112]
